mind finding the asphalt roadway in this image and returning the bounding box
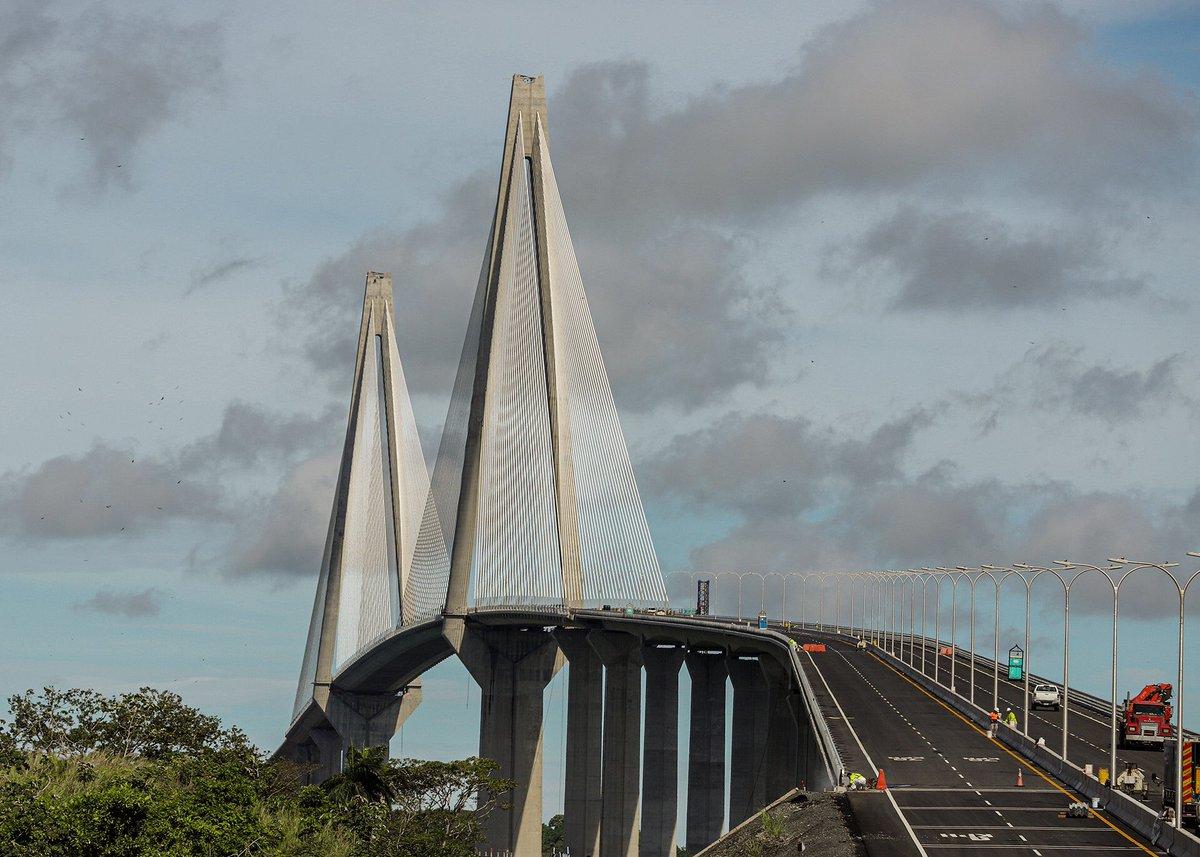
[890,637,1170,809]
[791,631,1167,857]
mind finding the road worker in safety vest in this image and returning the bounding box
[988,708,1000,737]
[848,772,869,790]
[1004,708,1018,728]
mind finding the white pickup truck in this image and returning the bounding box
[1032,684,1062,710]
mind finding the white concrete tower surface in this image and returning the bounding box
[293,272,431,719]
[410,74,668,614]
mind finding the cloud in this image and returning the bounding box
[175,401,341,472]
[0,2,224,190]
[0,402,340,549]
[223,453,338,579]
[73,587,163,618]
[646,408,933,517]
[1030,348,1184,421]
[963,346,1190,426]
[548,2,1195,222]
[834,206,1145,311]
[185,257,264,296]
[648,406,1197,617]
[0,443,223,539]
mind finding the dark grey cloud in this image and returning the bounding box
[834,206,1145,311]
[0,443,223,539]
[963,346,1190,427]
[223,452,338,579]
[0,402,340,551]
[186,257,264,296]
[176,401,341,472]
[1032,348,1183,421]
[73,587,163,618]
[646,408,933,517]
[0,2,223,190]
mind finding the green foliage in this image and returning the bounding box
[0,687,513,856]
[3,686,251,759]
[759,807,785,842]
[542,812,564,855]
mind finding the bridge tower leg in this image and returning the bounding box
[590,631,642,857]
[554,629,602,857]
[685,650,727,852]
[728,655,771,826]
[641,644,685,857]
[451,623,562,857]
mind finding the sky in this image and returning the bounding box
[1,0,1199,824]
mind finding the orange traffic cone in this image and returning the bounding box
[875,769,888,790]
[1015,768,1024,787]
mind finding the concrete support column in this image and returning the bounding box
[641,645,685,857]
[451,623,563,857]
[554,629,602,857]
[760,658,799,800]
[685,650,727,852]
[289,684,422,786]
[728,655,771,826]
[590,631,643,857]
[306,726,344,785]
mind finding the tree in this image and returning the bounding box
[542,813,565,855]
[3,686,251,759]
[322,746,395,805]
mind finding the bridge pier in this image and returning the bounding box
[685,649,727,852]
[590,631,642,857]
[728,655,771,826]
[555,629,603,857]
[641,644,685,857]
[761,659,800,798]
[451,623,562,857]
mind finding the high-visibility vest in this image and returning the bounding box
[989,711,999,722]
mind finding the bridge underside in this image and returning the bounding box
[279,610,836,856]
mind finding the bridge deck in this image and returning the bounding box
[900,639,1170,811]
[793,632,1165,857]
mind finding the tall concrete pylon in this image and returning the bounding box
[411,73,667,616]
[291,272,429,772]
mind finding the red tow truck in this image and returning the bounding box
[1121,683,1174,748]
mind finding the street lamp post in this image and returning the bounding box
[1104,558,1183,823]
[714,571,740,620]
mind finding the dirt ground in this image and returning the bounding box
[694,790,867,857]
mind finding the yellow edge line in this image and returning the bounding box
[866,649,1159,857]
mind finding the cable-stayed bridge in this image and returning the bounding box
[277,76,1190,857]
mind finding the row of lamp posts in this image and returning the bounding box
[693,555,1200,828]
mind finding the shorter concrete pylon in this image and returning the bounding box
[554,628,602,857]
[685,649,727,852]
[590,630,643,857]
[447,619,562,857]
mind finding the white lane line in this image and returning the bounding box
[804,650,929,857]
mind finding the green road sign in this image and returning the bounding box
[1008,644,1024,680]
